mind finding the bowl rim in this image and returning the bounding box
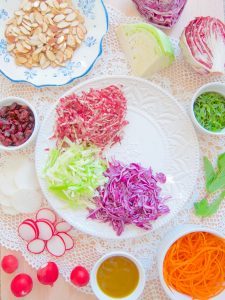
[157,224,225,300]
[190,82,225,136]
[0,96,39,151]
[91,251,146,300]
[0,0,109,88]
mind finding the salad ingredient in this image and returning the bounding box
[27,239,45,254]
[88,160,170,236]
[11,274,33,298]
[54,85,128,150]
[194,92,225,132]
[57,233,74,250]
[55,221,72,233]
[5,0,86,69]
[18,220,39,242]
[1,255,18,274]
[36,220,54,241]
[11,189,42,213]
[117,23,174,77]
[194,191,225,217]
[0,170,18,197]
[37,262,59,286]
[14,159,39,190]
[46,235,66,257]
[132,0,187,28]
[0,102,35,147]
[180,17,225,75]
[44,143,107,208]
[97,256,139,298]
[36,208,56,224]
[70,266,90,287]
[163,232,225,299]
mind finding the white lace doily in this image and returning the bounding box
[0,5,225,300]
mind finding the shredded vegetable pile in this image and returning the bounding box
[163,232,225,299]
[54,85,128,150]
[44,141,107,208]
[88,160,170,235]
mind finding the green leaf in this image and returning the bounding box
[194,190,225,217]
[217,152,225,171]
[203,157,216,192]
[207,172,225,193]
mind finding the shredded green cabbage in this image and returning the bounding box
[44,142,107,208]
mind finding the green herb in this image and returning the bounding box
[194,153,225,217]
[194,191,225,217]
[194,92,225,132]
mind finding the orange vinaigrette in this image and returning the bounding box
[97,256,139,298]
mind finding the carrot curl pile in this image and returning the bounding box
[163,232,225,299]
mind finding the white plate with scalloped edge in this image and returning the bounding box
[35,75,200,239]
[0,0,108,87]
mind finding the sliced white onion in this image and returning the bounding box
[11,189,42,213]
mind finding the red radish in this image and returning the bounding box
[57,233,74,250]
[11,273,33,297]
[1,255,18,274]
[36,208,56,224]
[36,220,54,241]
[37,262,59,286]
[55,221,72,233]
[70,266,90,287]
[46,235,66,257]
[18,221,38,242]
[27,239,45,254]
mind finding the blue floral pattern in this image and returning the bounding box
[24,70,37,80]
[56,61,82,78]
[0,9,8,20]
[78,0,95,19]
[0,39,10,62]
[84,36,97,47]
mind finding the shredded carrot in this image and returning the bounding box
[163,232,225,300]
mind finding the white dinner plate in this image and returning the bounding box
[0,0,108,87]
[35,75,200,239]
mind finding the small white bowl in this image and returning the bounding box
[190,82,225,135]
[157,224,225,300]
[0,96,39,151]
[91,251,146,300]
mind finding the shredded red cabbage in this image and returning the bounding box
[54,85,128,150]
[88,160,170,236]
[132,0,187,28]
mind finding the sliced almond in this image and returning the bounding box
[46,50,56,61]
[78,24,87,34]
[16,56,27,64]
[53,14,65,23]
[60,2,68,9]
[47,37,56,45]
[12,27,21,35]
[41,60,50,69]
[15,10,24,16]
[21,22,31,31]
[57,36,64,44]
[57,21,69,28]
[7,44,15,52]
[65,47,73,59]
[46,0,54,8]
[49,25,58,33]
[56,50,64,63]
[31,23,39,28]
[34,12,43,25]
[53,0,60,9]
[70,21,79,27]
[65,13,76,22]
[67,34,75,47]
[62,28,69,34]
[33,46,43,55]
[39,53,47,66]
[42,22,48,33]
[64,8,72,14]
[33,1,40,8]
[40,2,48,11]
[22,41,32,50]
[17,16,23,26]
[76,26,84,40]
[39,33,47,44]
[59,42,66,52]
[23,2,32,12]
[29,13,35,23]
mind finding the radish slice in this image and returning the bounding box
[36,208,56,224]
[18,222,38,242]
[57,233,74,250]
[46,235,66,257]
[27,239,45,254]
[55,221,72,233]
[11,189,42,213]
[14,159,39,190]
[36,220,54,241]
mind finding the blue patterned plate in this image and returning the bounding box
[0,0,108,87]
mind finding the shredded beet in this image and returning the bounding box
[54,85,128,149]
[88,160,170,236]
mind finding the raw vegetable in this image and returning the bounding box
[132,0,187,28]
[18,220,39,242]
[37,262,59,286]
[54,85,128,150]
[117,23,174,77]
[194,191,225,217]
[14,159,39,190]
[10,189,42,213]
[57,233,74,250]
[88,160,170,236]
[194,92,225,132]
[27,239,45,254]
[36,208,56,224]
[180,17,225,75]
[44,142,107,208]
[70,266,90,287]
[11,274,33,298]
[55,221,72,233]
[46,235,66,257]
[1,255,18,274]
[36,220,54,241]
[163,232,225,299]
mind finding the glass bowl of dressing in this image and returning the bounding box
[91,251,146,300]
